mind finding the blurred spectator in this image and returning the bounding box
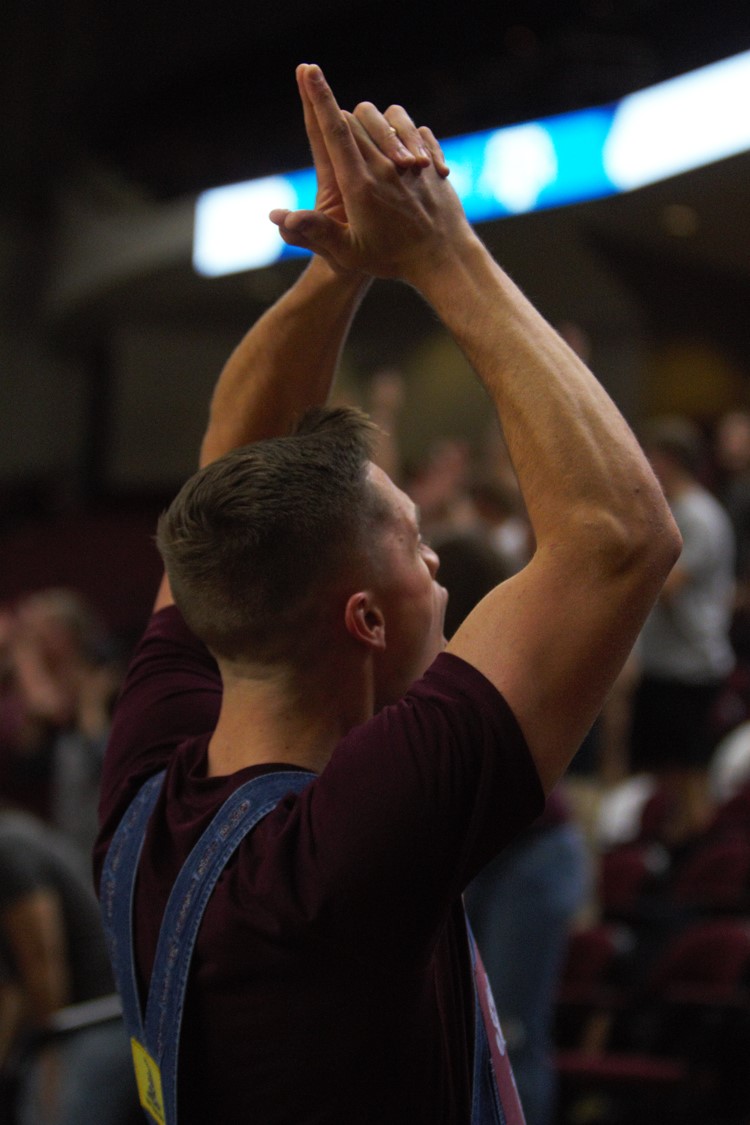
[709,719,750,805]
[596,649,641,788]
[630,416,736,844]
[0,602,55,823]
[404,437,477,541]
[365,368,407,486]
[713,408,750,487]
[436,532,511,640]
[0,809,138,1124]
[464,792,589,1125]
[594,772,659,850]
[469,476,532,576]
[0,590,122,862]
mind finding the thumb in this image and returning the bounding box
[269,208,349,259]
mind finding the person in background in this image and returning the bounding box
[0,590,121,864]
[0,809,138,1125]
[631,415,735,845]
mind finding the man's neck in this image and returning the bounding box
[207,658,372,778]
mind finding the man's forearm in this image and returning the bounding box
[199,255,370,467]
[418,233,680,787]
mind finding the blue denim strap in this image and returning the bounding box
[99,768,314,1124]
[100,769,167,1047]
[145,769,315,1124]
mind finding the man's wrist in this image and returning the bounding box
[401,229,490,304]
[306,252,371,295]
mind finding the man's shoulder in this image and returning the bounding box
[408,650,517,716]
[356,650,532,776]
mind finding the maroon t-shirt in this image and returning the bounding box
[94,606,543,1124]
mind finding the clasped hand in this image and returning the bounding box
[269,64,469,282]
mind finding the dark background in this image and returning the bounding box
[4,0,749,203]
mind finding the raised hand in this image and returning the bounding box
[289,64,437,246]
[269,64,466,281]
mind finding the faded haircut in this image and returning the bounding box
[156,407,385,663]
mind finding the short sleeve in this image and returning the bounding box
[97,606,222,849]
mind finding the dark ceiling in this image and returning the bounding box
[4,0,750,212]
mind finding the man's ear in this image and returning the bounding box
[344,592,386,651]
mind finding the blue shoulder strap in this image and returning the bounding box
[100,770,166,1051]
[99,768,315,1125]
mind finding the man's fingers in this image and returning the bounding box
[418,126,451,178]
[298,64,364,186]
[384,106,433,168]
[296,64,333,179]
[343,111,389,164]
[269,207,348,258]
[269,208,319,242]
[351,100,450,178]
[352,102,422,169]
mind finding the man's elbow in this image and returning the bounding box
[603,493,682,591]
[635,487,682,577]
[657,510,683,575]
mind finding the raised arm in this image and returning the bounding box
[197,62,437,471]
[153,257,368,611]
[153,66,445,613]
[421,242,681,791]
[275,65,682,792]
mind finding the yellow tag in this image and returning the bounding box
[131,1038,167,1125]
